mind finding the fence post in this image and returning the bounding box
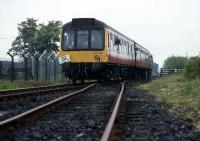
[52,58,56,82]
[44,58,48,81]
[7,52,15,82]
[47,52,55,82]
[35,57,39,81]
[48,60,51,81]
[22,54,27,81]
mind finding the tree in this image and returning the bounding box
[35,20,62,55]
[10,18,38,56]
[9,18,62,56]
[163,56,188,69]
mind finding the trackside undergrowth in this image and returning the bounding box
[138,74,200,134]
[0,80,56,90]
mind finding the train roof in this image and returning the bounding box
[63,18,152,56]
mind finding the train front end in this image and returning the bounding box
[58,18,109,82]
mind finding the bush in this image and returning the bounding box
[185,56,200,79]
[163,56,188,69]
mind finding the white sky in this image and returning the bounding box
[0,0,200,66]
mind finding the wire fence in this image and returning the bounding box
[0,55,64,82]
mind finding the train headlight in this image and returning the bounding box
[59,55,71,64]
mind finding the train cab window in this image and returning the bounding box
[91,30,103,49]
[77,31,89,49]
[63,30,75,50]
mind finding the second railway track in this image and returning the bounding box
[0,83,93,122]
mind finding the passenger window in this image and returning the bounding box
[137,50,140,59]
[131,45,134,57]
[126,42,128,55]
[119,45,122,54]
[110,33,114,51]
[130,45,132,56]
[110,33,113,40]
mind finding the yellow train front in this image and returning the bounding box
[58,18,153,83]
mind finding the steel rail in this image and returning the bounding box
[0,83,95,129]
[0,83,67,94]
[0,82,96,99]
[0,87,63,99]
[100,82,125,141]
[0,81,96,95]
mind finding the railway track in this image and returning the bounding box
[0,82,93,122]
[0,84,95,131]
[0,81,199,141]
[0,82,95,98]
[0,82,123,140]
[100,82,200,141]
[0,83,70,96]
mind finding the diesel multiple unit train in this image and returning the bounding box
[58,18,153,83]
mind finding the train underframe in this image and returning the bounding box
[62,62,152,83]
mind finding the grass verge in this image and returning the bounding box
[138,74,200,134]
[0,80,60,90]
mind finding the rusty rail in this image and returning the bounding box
[0,83,95,129]
[0,82,96,99]
[0,87,62,99]
[0,83,67,95]
[100,82,125,141]
[0,81,96,96]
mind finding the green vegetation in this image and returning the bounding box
[163,55,200,79]
[185,56,200,79]
[9,18,62,56]
[163,56,188,69]
[0,80,54,90]
[139,74,200,133]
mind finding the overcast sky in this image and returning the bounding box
[0,0,200,66]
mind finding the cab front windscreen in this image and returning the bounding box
[62,29,104,50]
